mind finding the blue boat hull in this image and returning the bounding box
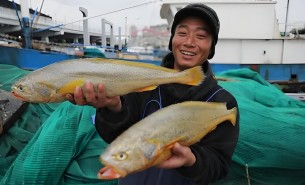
[1,46,305,81]
[211,63,305,81]
[0,46,78,70]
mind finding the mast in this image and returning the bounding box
[20,0,32,48]
[79,7,90,46]
[284,0,290,37]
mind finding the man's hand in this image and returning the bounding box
[157,143,196,169]
[66,82,121,112]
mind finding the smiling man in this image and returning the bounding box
[69,3,240,185]
[171,16,213,71]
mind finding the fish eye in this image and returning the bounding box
[17,85,24,92]
[114,152,128,161]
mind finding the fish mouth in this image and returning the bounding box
[98,157,127,179]
[98,166,123,179]
[11,91,25,101]
[98,163,128,180]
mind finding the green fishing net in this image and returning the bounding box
[1,64,305,185]
[214,69,305,185]
[0,64,117,185]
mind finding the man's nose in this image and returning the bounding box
[184,36,195,47]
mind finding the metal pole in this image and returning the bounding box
[118,27,122,50]
[125,17,127,48]
[20,0,32,48]
[101,19,106,48]
[79,7,90,46]
[284,0,290,37]
[110,25,114,48]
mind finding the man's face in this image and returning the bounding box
[172,17,213,71]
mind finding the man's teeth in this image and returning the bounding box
[181,50,195,56]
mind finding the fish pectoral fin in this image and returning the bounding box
[153,148,172,166]
[57,79,86,95]
[134,85,157,92]
[144,140,173,166]
[145,136,185,159]
[143,142,158,160]
[145,137,187,166]
[144,138,173,160]
[153,140,184,166]
[155,136,185,156]
[163,136,186,149]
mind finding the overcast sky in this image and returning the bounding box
[11,0,305,34]
[14,0,167,34]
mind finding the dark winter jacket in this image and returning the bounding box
[95,56,240,185]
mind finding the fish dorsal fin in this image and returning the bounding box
[57,79,86,95]
[134,85,157,92]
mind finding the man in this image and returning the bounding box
[68,3,239,185]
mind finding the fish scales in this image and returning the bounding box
[11,58,204,103]
[108,101,234,150]
[98,101,237,179]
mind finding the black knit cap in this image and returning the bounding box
[168,3,220,59]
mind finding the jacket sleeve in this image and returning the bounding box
[94,93,142,144]
[176,91,240,185]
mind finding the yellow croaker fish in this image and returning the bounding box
[11,58,204,103]
[98,101,237,179]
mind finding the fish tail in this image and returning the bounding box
[228,107,237,126]
[180,66,205,86]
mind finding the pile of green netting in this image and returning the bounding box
[214,69,305,185]
[0,63,305,185]
[0,64,117,185]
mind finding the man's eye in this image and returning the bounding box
[177,32,186,36]
[197,34,207,39]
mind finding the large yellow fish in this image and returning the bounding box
[11,58,204,103]
[98,101,237,179]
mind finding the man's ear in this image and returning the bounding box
[208,44,215,59]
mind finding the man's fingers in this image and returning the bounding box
[74,86,86,105]
[66,94,75,103]
[84,82,97,104]
[172,143,183,154]
[97,83,106,102]
[70,83,114,109]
